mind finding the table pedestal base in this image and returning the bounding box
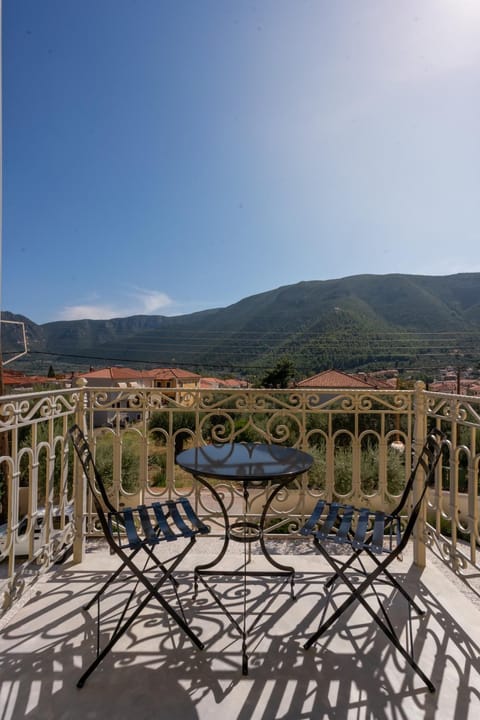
[175,443,313,675]
[194,565,296,676]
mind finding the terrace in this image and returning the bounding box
[1,382,480,718]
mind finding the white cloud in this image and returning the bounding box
[129,288,173,314]
[58,288,174,321]
[58,304,120,321]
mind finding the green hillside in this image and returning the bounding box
[3,273,480,378]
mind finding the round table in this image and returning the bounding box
[176,442,313,674]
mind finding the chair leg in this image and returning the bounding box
[304,542,435,692]
[324,548,362,588]
[365,550,426,616]
[83,545,142,611]
[78,538,203,688]
[325,545,425,616]
[84,544,179,612]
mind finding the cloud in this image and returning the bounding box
[57,288,174,321]
[129,288,172,314]
[58,304,120,321]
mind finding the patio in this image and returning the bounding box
[2,383,480,718]
[1,538,480,720]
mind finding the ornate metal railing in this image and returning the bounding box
[0,381,479,614]
[424,391,480,578]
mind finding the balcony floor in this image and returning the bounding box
[1,538,480,720]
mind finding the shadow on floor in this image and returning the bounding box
[1,559,480,719]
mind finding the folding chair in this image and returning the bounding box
[68,424,210,688]
[300,428,445,692]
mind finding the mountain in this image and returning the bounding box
[3,273,480,378]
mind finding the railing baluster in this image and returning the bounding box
[1,381,480,612]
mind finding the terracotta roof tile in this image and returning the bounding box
[146,368,201,381]
[429,380,480,394]
[296,369,377,388]
[199,377,248,388]
[79,366,146,380]
[3,371,54,385]
[199,377,220,388]
[79,366,200,381]
[358,374,396,389]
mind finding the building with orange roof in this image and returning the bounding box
[2,370,65,392]
[296,369,377,389]
[79,367,145,382]
[79,366,200,387]
[199,377,249,389]
[145,367,201,404]
[78,366,202,426]
[145,367,200,387]
[428,379,480,396]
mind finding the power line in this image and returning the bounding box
[12,348,476,377]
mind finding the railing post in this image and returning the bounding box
[413,380,428,567]
[72,378,88,563]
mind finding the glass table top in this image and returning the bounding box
[176,442,313,482]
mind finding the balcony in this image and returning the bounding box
[1,383,480,717]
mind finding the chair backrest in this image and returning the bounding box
[391,428,445,518]
[68,424,118,521]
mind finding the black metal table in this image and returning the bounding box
[176,442,313,673]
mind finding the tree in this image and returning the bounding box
[148,410,197,455]
[95,433,140,494]
[47,365,56,378]
[259,358,296,388]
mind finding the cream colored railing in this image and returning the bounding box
[0,381,478,614]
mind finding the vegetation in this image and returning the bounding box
[94,432,140,494]
[306,442,406,498]
[16,419,73,502]
[148,411,197,454]
[259,357,296,388]
[5,273,480,376]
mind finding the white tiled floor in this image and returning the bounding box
[1,541,480,719]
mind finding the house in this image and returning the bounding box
[355,371,398,389]
[2,370,65,392]
[78,367,151,426]
[144,368,201,404]
[145,367,200,391]
[78,366,201,426]
[78,366,152,386]
[428,379,480,396]
[199,377,249,389]
[296,369,379,389]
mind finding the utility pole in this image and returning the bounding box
[452,349,463,396]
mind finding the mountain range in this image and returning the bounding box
[3,273,480,379]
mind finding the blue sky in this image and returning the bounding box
[2,0,480,325]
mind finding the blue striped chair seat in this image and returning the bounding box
[109,497,210,550]
[300,499,403,554]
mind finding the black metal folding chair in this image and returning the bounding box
[300,428,445,692]
[68,424,210,688]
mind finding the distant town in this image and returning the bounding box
[2,364,480,396]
